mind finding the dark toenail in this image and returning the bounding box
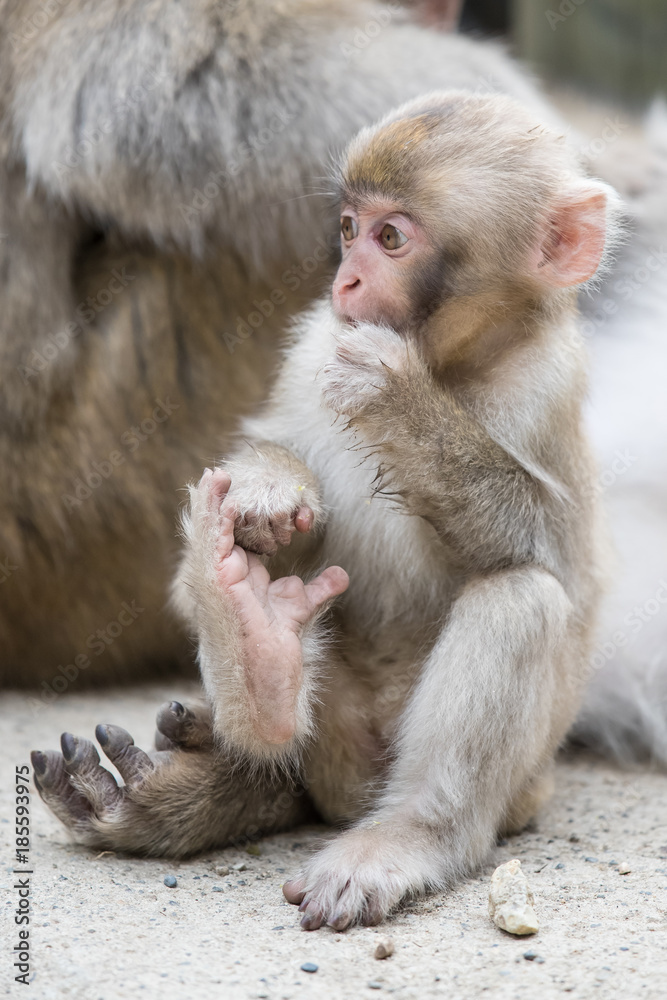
[170,701,185,717]
[61,733,77,762]
[95,724,109,746]
[31,750,47,776]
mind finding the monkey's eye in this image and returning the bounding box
[341,216,359,241]
[380,224,408,250]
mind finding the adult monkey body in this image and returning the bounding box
[34,93,619,928]
[0,0,558,687]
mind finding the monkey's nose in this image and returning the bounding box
[334,276,361,297]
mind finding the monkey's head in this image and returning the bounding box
[332,91,621,360]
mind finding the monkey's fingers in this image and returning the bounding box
[299,899,325,931]
[283,876,307,905]
[304,566,349,611]
[294,506,314,534]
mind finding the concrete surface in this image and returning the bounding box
[1,684,666,999]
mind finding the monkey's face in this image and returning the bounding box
[333,91,619,353]
[332,202,434,330]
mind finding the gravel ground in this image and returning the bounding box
[2,684,666,999]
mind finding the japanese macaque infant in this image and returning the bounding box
[35,91,621,930]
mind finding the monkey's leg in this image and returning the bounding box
[31,700,310,858]
[175,468,347,761]
[284,566,577,929]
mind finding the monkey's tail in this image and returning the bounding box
[572,99,667,767]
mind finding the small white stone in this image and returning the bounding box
[374,937,395,960]
[617,861,632,874]
[213,864,230,876]
[488,859,539,935]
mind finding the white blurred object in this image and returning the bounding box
[572,99,667,765]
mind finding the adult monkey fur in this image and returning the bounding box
[32,92,621,929]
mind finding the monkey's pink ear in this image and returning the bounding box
[532,185,609,288]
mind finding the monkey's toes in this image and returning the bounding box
[155,700,214,750]
[96,724,154,785]
[31,748,93,827]
[60,733,123,811]
[201,467,232,513]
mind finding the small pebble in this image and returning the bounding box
[163,875,177,888]
[374,938,395,960]
[232,862,248,872]
[246,843,261,856]
[301,962,318,974]
[584,857,598,863]
[368,983,383,990]
[488,859,539,935]
[213,865,230,877]
[620,947,629,951]
[617,861,632,874]
[272,926,284,931]
[555,863,565,870]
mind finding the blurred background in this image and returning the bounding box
[462,0,666,106]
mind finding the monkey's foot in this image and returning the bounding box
[185,468,348,746]
[319,322,409,418]
[31,701,219,856]
[283,823,437,930]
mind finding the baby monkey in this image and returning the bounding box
[34,92,619,930]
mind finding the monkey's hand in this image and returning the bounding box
[318,323,411,418]
[283,821,436,930]
[223,445,324,556]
